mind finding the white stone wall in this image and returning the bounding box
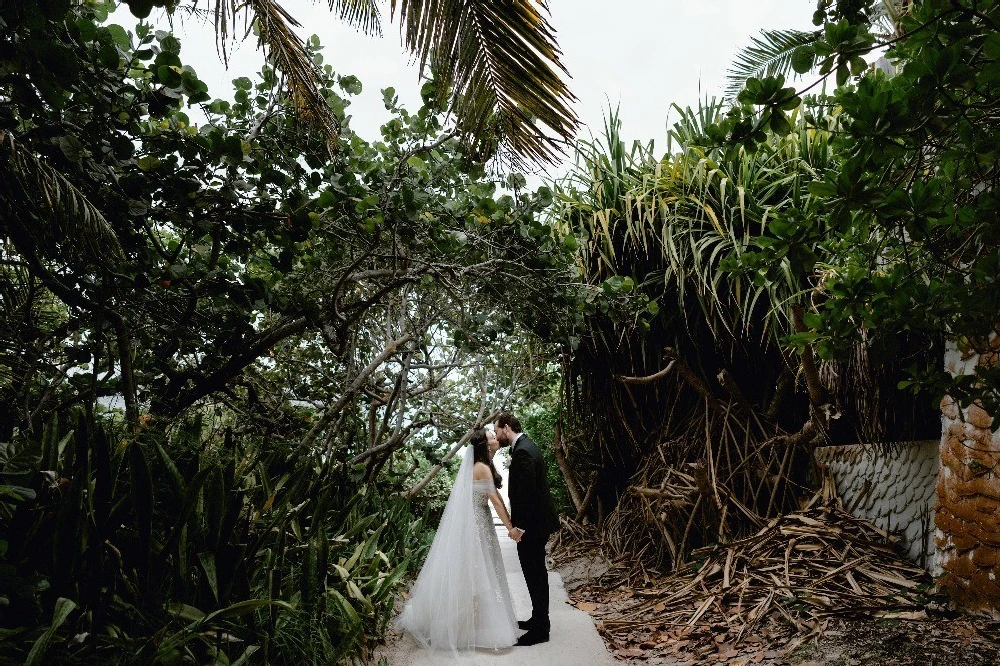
[815,440,939,570]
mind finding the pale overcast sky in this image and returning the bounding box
[112,1,817,179]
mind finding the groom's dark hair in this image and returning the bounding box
[495,412,522,432]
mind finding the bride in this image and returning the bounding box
[395,427,520,651]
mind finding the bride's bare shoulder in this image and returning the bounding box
[472,461,492,479]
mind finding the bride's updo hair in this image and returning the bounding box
[470,427,502,489]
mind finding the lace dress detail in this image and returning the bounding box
[470,477,518,648]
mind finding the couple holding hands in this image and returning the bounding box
[396,412,560,652]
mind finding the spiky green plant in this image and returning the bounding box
[555,99,836,353]
[0,412,429,665]
[549,100,839,531]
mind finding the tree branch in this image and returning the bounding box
[616,360,676,385]
[294,332,414,456]
[160,315,310,416]
[400,409,500,499]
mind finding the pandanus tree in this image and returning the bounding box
[549,94,938,565]
[549,104,834,557]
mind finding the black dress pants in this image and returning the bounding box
[516,532,550,632]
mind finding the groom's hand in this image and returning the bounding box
[508,527,523,542]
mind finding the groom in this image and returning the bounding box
[495,412,560,646]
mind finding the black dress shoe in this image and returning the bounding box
[515,630,550,646]
[517,620,533,630]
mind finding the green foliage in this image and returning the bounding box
[553,101,833,378]
[0,1,575,663]
[716,0,1000,414]
[122,0,580,165]
[725,28,821,99]
[0,0,570,446]
[546,86,941,514]
[389,447,457,523]
[0,414,428,665]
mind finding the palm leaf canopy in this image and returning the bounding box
[391,0,579,165]
[205,0,579,165]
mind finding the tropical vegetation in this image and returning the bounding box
[122,0,581,166]
[0,1,575,663]
[4,0,1000,662]
[545,0,998,571]
[715,0,1000,413]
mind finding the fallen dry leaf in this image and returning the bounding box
[616,648,647,659]
[551,498,939,665]
[875,610,928,620]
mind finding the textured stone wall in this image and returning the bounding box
[936,335,1000,617]
[815,441,938,569]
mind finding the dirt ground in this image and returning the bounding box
[554,556,1000,666]
[785,614,1000,666]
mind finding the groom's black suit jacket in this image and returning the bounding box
[508,434,560,537]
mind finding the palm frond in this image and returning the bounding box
[325,0,382,36]
[204,1,341,149]
[0,131,123,261]
[391,0,579,165]
[248,0,342,148]
[724,28,820,100]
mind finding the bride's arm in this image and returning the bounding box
[488,492,515,531]
[474,463,519,533]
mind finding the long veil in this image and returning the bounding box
[395,445,478,651]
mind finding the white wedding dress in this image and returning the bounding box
[395,446,519,651]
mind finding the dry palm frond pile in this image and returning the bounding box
[555,494,935,661]
[594,403,813,572]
